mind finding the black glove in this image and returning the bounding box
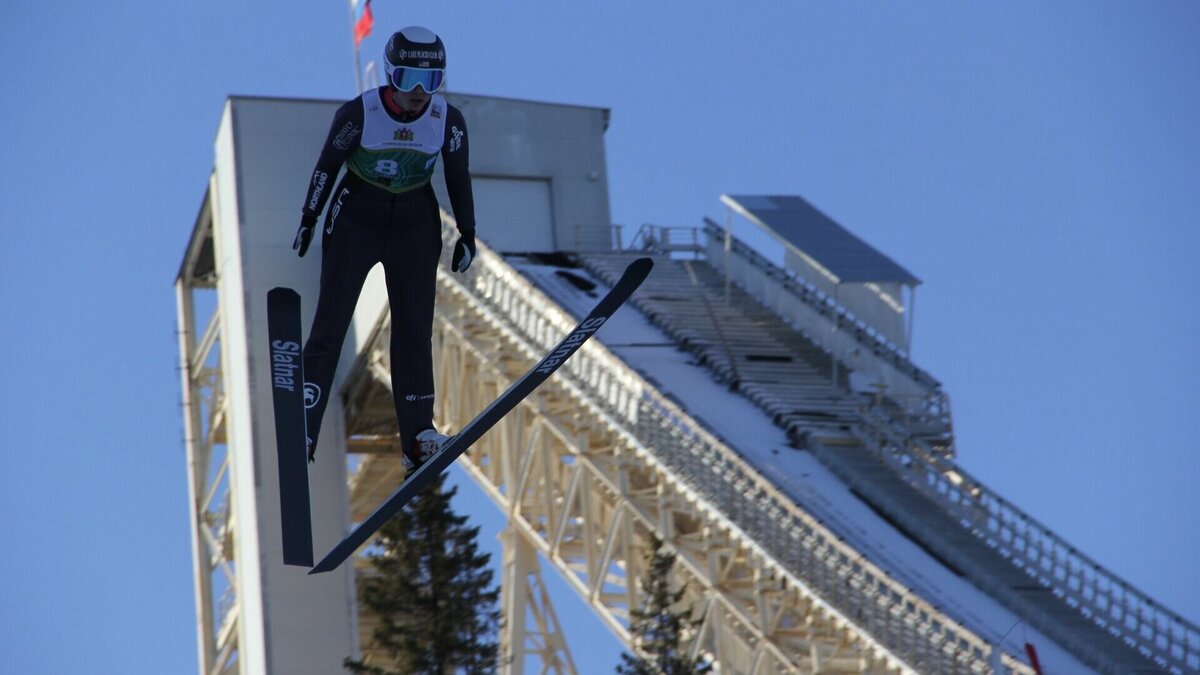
[293,214,317,257]
[452,232,476,273]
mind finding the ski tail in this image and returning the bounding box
[267,287,314,567]
[309,257,653,574]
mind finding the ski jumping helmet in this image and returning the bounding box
[384,26,446,93]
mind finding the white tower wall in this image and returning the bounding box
[211,97,357,674]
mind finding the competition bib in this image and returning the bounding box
[347,90,447,193]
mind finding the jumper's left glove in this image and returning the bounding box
[452,232,476,273]
[293,214,318,257]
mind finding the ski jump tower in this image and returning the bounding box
[177,94,1198,674]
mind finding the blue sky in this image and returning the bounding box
[2,2,1197,673]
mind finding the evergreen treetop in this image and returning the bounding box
[617,537,711,674]
[345,473,500,675]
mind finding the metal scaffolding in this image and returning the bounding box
[177,182,239,675]
[336,227,1037,674]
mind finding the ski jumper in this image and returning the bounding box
[298,88,476,461]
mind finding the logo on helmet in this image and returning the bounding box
[397,48,444,63]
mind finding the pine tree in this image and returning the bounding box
[617,537,712,674]
[345,473,500,675]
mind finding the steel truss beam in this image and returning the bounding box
[430,312,892,674]
[340,232,1036,674]
[176,190,240,675]
[500,525,578,674]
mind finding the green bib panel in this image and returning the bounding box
[347,90,447,193]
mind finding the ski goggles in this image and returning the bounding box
[389,66,445,93]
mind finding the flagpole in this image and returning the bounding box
[354,48,363,94]
[349,0,362,93]
[348,0,375,93]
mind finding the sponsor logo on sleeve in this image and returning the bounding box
[328,188,350,234]
[449,126,463,152]
[307,170,328,212]
[332,121,361,150]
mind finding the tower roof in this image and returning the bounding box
[722,194,920,286]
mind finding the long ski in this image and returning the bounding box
[309,257,653,574]
[267,287,314,567]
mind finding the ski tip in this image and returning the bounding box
[268,286,300,300]
[628,257,654,277]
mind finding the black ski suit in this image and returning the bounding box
[297,87,476,461]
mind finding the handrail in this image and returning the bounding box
[621,223,705,257]
[441,217,1032,673]
[856,405,1199,675]
[653,221,1198,673]
[700,219,953,443]
[686,222,1197,673]
[596,220,1200,672]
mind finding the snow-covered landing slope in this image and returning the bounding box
[508,255,1092,675]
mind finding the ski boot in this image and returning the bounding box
[402,428,449,471]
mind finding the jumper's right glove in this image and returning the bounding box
[293,214,317,257]
[452,232,476,273]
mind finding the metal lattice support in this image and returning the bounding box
[176,187,240,675]
[337,224,1036,674]
[500,526,578,675]
[432,314,855,674]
